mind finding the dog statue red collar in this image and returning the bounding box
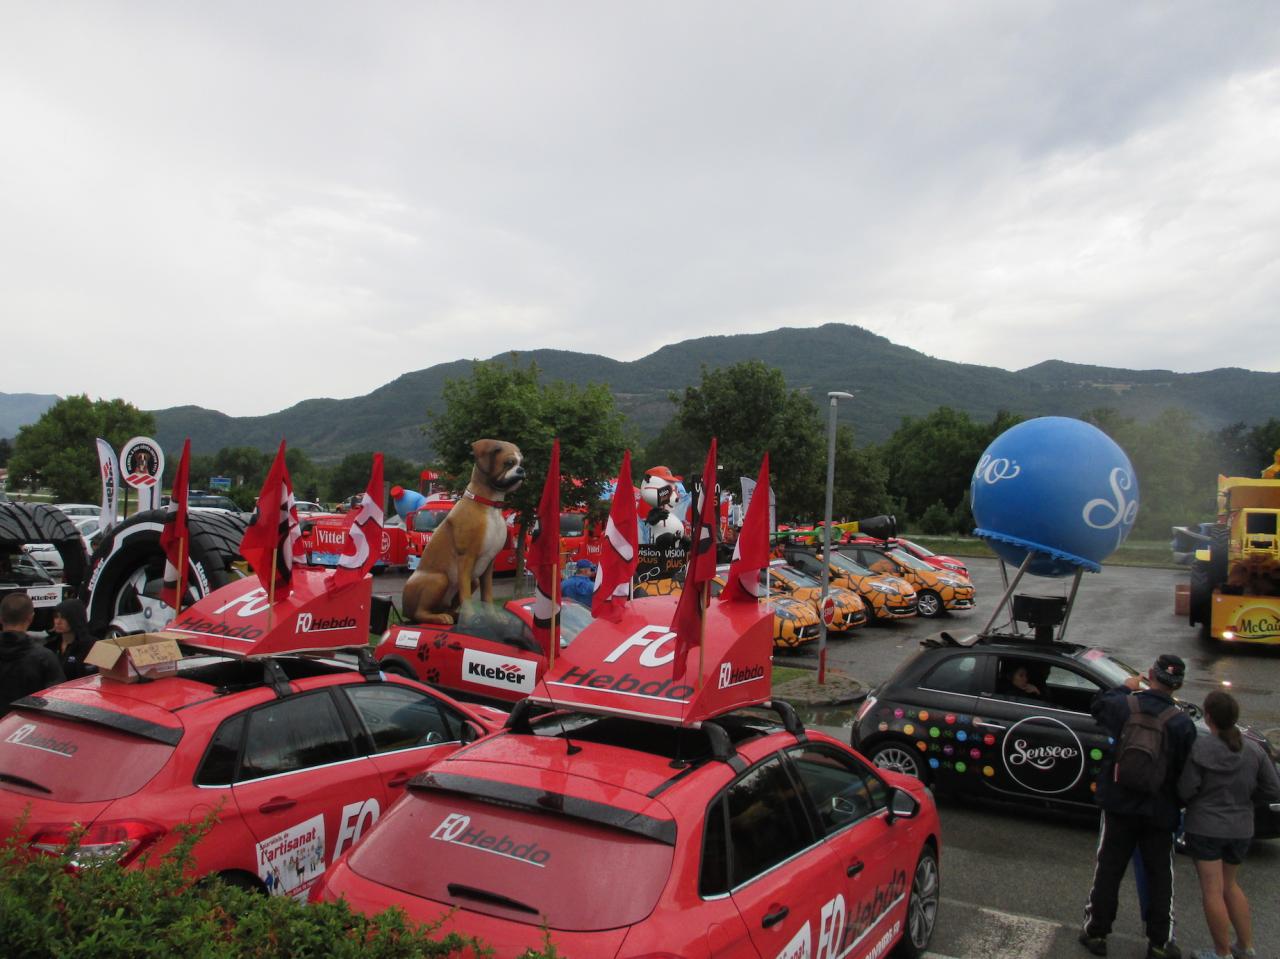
[462,488,505,509]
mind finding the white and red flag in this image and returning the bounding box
[671,439,718,683]
[240,441,301,599]
[158,438,191,612]
[592,450,639,622]
[721,453,771,604]
[527,439,561,660]
[330,453,384,586]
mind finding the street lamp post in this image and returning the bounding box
[819,391,855,684]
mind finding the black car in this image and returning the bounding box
[852,631,1280,837]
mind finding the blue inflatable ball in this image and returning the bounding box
[970,417,1139,577]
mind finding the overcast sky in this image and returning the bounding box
[3,2,1279,417]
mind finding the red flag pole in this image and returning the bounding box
[267,546,277,633]
[696,580,708,692]
[175,536,186,616]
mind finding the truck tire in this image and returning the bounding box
[1189,563,1213,641]
[0,502,88,590]
[83,509,247,636]
[1208,523,1229,588]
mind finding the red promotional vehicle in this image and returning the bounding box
[0,568,501,897]
[373,598,593,705]
[314,596,942,958]
[295,512,418,572]
[891,538,969,578]
[404,496,519,575]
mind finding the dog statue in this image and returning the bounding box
[402,439,525,625]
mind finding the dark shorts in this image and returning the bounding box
[1183,832,1251,864]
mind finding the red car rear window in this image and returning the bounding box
[0,713,174,802]
[348,791,674,930]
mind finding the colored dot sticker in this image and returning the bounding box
[983,766,995,777]
[1091,782,1098,793]
[928,758,940,769]
[945,713,956,725]
[916,741,928,752]
[943,745,954,756]
[983,734,997,747]
[970,748,982,760]
[929,727,941,738]
[878,722,889,733]
[956,730,968,743]
[955,761,967,773]
[957,715,970,725]
[903,724,915,736]
[894,708,905,719]
[918,711,930,722]
[1090,748,1104,761]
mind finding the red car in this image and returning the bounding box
[891,538,969,578]
[374,598,592,705]
[314,597,942,958]
[405,498,519,575]
[0,570,502,898]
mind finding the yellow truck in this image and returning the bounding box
[1174,450,1280,644]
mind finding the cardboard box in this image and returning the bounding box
[86,631,184,683]
[1173,583,1190,617]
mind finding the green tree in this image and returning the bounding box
[663,360,827,520]
[7,396,155,501]
[879,407,1011,523]
[0,437,11,469]
[427,357,629,563]
[327,452,419,503]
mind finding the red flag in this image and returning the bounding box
[240,441,301,598]
[721,453,771,603]
[592,450,639,621]
[330,453,385,586]
[671,439,718,681]
[527,440,561,658]
[159,438,191,611]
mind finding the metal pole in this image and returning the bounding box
[819,391,854,684]
[980,551,1036,635]
[1057,567,1085,642]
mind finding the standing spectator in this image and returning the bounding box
[561,560,596,606]
[0,593,65,715]
[1179,690,1280,959]
[1080,654,1197,959]
[45,597,99,680]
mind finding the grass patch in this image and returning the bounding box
[773,666,809,685]
[904,534,1180,570]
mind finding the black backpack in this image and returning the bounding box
[1114,697,1179,794]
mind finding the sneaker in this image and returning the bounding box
[1189,951,1231,959]
[1230,946,1256,959]
[1148,943,1182,959]
[1078,930,1108,956]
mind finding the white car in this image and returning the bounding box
[55,503,105,518]
[294,500,329,515]
[72,515,106,553]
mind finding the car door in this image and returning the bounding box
[785,743,910,959]
[975,655,1098,805]
[909,651,985,791]
[715,754,845,959]
[338,682,483,850]
[229,689,386,899]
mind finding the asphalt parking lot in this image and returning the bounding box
[374,559,1279,959]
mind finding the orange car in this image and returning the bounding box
[841,539,976,618]
[761,561,868,633]
[632,568,823,651]
[782,544,919,621]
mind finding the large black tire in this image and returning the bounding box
[1208,523,1229,588]
[0,502,88,590]
[1188,563,1211,632]
[83,509,247,636]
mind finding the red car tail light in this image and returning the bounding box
[30,820,166,868]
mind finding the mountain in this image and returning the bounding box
[0,392,59,439]
[151,324,1280,461]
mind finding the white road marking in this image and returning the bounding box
[925,896,1150,959]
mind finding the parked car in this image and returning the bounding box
[0,549,73,630]
[0,653,503,896]
[315,625,941,959]
[762,560,869,633]
[54,503,106,519]
[893,537,970,578]
[294,501,329,515]
[851,631,1280,838]
[783,544,920,622]
[840,539,975,618]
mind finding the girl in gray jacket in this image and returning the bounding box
[1178,690,1280,959]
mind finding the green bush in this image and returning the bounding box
[915,501,953,535]
[1,818,562,959]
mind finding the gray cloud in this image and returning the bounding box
[2,2,1278,415]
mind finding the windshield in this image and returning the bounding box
[413,509,449,533]
[899,539,936,558]
[1076,648,1141,687]
[828,552,874,576]
[560,513,586,536]
[558,602,592,647]
[0,712,174,802]
[189,495,238,510]
[887,548,932,571]
[775,566,821,589]
[0,552,55,586]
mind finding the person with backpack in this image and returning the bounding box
[1080,653,1197,959]
[1178,690,1280,959]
